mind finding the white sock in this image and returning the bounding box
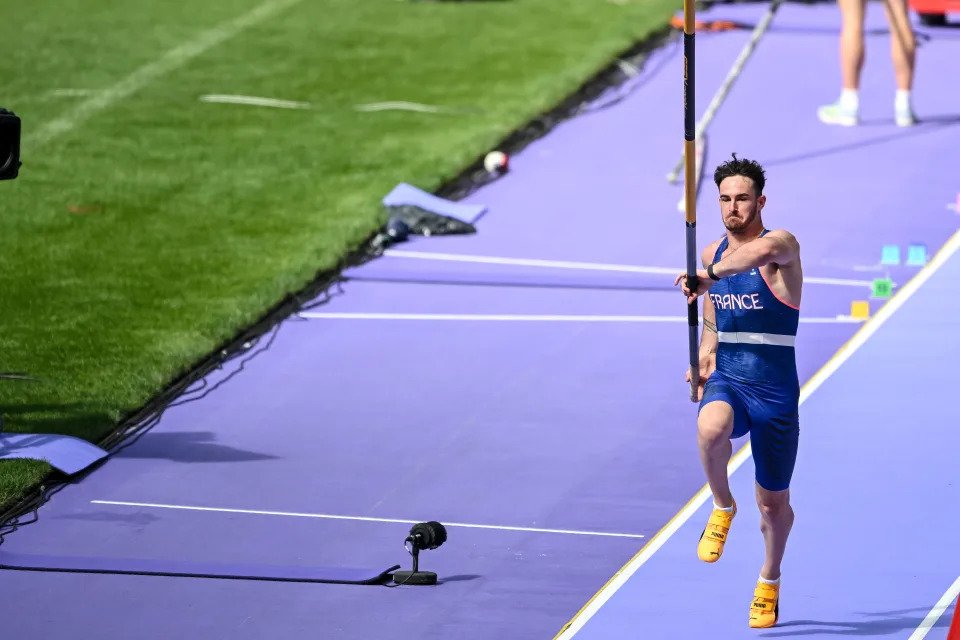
[895,89,912,111]
[839,88,859,111]
[714,501,734,512]
[759,574,781,585]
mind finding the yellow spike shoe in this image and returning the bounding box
[749,579,780,629]
[696,500,736,562]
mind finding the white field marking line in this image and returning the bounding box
[25,0,302,149]
[554,227,960,639]
[908,575,960,639]
[381,249,880,288]
[199,94,311,109]
[354,101,446,113]
[49,88,100,97]
[297,312,865,324]
[90,500,645,539]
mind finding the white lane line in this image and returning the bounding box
[297,312,865,324]
[553,228,960,639]
[382,249,692,275]
[908,575,960,639]
[26,0,303,148]
[199,94,311,109]
[90,500,645,539]
[381,249,879,288]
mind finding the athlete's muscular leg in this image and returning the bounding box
[697,401,735,508]
[755,484,794,580]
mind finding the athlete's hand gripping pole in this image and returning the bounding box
[683,0,699,403]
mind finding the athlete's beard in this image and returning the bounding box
[723,208,757,233]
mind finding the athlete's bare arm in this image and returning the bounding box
[699,242,719,360]
[710,229,800,277]
[675,231,801,304]
[686,243,720,396]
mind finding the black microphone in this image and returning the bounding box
[393,521,447,585]
[404,521,446,551]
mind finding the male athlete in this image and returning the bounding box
[675,153,802,629]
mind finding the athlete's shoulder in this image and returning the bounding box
[701,236,726,267]
[765,229,802,268]
[765,228,799,244]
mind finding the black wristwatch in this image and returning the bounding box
[707,263,721,281]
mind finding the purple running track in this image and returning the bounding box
[0,2,958,639]
[560,232,960,640]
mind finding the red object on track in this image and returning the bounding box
[947,595,960,640]
[909,0,958,25]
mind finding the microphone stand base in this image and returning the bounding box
[392,570,437,586]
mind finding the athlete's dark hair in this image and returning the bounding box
[714,153,766,195]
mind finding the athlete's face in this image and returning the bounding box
[718,175,765,233]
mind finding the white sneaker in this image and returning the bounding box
[895,103,916,127]
[818,101,858,126]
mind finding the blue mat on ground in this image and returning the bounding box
[0,552,401,585]
[0,434,108,475]
[383,183,487,224]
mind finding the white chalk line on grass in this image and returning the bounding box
[353,101,476,114]
[355,101,445,113]
[49,88,100,98]
[199,94,311,109]
[90,501,646,539]
[27,0,303,149]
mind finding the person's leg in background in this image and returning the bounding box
[818,0,867,126]
[883,0,917,125]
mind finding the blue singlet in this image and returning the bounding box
[699,230,801,492]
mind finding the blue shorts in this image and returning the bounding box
[699,371,800,492]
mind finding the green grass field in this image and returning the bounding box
[0,0,677,509]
